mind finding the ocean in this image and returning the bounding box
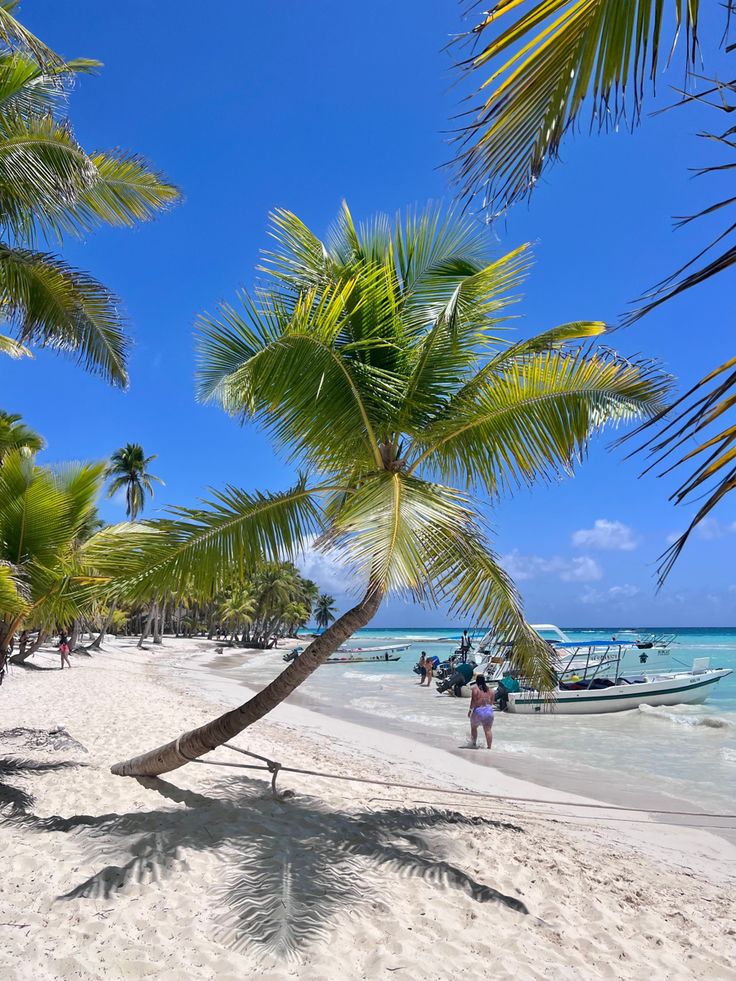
[221,626,736,816]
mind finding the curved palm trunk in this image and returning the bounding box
[110,585,383,778]
[88,601,117,651]
[9,629,48,664]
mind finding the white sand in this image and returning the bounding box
[1,637,735,981]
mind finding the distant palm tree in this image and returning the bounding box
[103,203,668,777]
[314,593,336,631]
[0,411,43,462]
[106,443,163,521]
[0,11,180,385]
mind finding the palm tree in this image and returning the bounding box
[0,410,43,462]
[102,203,668,777]
[0,450,112,679]
[218,586,256,643]
[0,13,180,385]
[451,2,734,576]
[105,443,163,521]
[314,593,336,631]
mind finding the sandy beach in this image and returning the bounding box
[1,637,735,981]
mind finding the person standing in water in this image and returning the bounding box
[467,674,494,749]
[58,631,71,670]
[417,652,427,685]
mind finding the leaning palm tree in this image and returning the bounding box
[451,2,734,575]
[102,203,668,778]
[0,410,43,462]
[105,443,163,521]
[314,593,336,631]
[0,12,180,385]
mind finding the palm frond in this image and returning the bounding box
[624,78,736,325]
[0,410,43,459]
[0,111,97,242]
[0,331,29,357]
[0,4,64,67]
[623,357,736,583]
[196,282,400,472]
[54,150,182,235]
[82,481,324,603]
[0,52,99,116]
[409,345,670,495]
[0,244,128,386]
[453,0,701,213]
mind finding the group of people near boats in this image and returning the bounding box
[415,632,521,750]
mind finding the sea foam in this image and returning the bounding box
[638,704,734,729]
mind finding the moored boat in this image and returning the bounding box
[507,665,732,714]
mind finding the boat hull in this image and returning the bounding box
[508,670,732,715]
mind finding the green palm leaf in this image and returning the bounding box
[453,0,700,212]
[84,481,324,603]
[0,52,99,116]
[0,244,128,386]
[410,346,669,495]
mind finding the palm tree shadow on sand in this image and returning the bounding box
[7,771,529,962]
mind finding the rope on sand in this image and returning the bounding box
[185,743,736,826]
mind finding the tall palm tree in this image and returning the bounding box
[105,443,163,521]
[452,2,734,577]
[0,409,43,461]
[100,203,668,777]
[0,12,180,385]
[314,593,336,631]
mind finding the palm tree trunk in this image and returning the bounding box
[152,600,162,644]
[69,619,80,652]
[110,585,383,778]
[88,601,117,651]
[137,605,152,648]
[9,629,49,664]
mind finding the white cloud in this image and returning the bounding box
[666,518,736,545]
[572,519,639,551]
[296,538,353,595]
[695,517,736,541]
[501,550,603,584]
[581,583,639,605]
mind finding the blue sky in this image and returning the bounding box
[4,2,734,627]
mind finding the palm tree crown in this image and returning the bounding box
[0,13,180,385]
[0,410,43,462]
[105,202,670,777]
[106,443,163,521]
[314,593,336,630]
[192,202,670,683]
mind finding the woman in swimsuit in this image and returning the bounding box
[59,631,71,670]
[468,673,494,749]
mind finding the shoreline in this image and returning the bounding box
[2,637,735,980]
[195,640,736,847]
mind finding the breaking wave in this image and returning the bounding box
[638,704,735,729]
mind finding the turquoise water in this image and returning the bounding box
[236,627,736,814]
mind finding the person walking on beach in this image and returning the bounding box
[422,653,434,687]
[467,674,494,749]
[417,651,427,685]
[59,631,71,670]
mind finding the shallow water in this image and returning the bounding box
[223,627,736,815]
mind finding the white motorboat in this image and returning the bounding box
[472,625,731,714]
[508,662,732,715]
